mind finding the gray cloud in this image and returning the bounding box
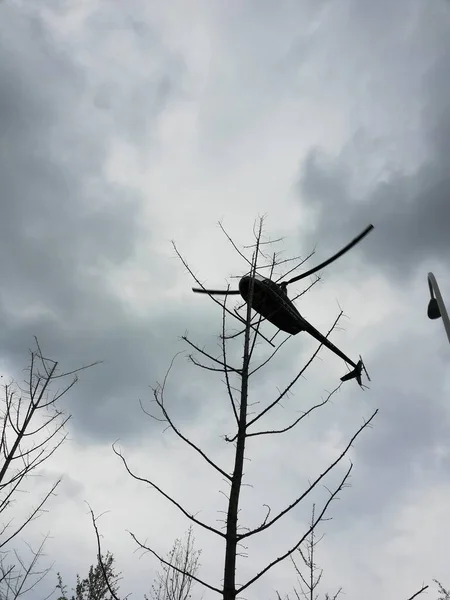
[0,3,203,442]
[296,2,450,281]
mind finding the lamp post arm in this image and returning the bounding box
[428,272,450,344]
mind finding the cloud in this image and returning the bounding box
[296,1,450,281]
[0,2,207,442]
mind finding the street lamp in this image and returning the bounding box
[427,272,450,344]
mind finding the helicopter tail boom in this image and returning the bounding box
[301,321,358,369]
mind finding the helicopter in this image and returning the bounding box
[192,225,374,387]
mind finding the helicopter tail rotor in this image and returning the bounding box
[359,355,371,382]
[340,359,364,387]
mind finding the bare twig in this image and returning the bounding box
[130,532,221,595]
[113,445,226,538]
[221,291,239,425]
[405,585,429,600]
[149,359,231,481]
[246,385,342,437]
[88,505,122,600]
[182,337,241,374]
[239,410,378,540]
[150,526,202,600]
[0,533,54,600]
[218,221,253,269]
[237,463,353,594]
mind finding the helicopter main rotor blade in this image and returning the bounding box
[192,287,241,295]
[282,224,374,286]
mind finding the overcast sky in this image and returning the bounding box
[1,1,450,599]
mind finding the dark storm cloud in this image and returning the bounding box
[0,3,204,442]
[296,3,450,281]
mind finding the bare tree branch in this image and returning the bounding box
[221,292,239,425]
[130,532,222,595]
[0,480,60,550]
[88,504,122,600]
[218,221,253,269]
[150,363,232,481]
[182,337,241,374]
[0,533,55,600]
[113,445,226,538]
[405,585,429,600]
[246,385,342,438]
[149,526,202,600]
[238,410,378,541]
[237,463,353,594]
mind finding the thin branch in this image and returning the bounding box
[242,236,284,248]
[246,385,341,437]
[221,291,239,424]
[146,354,231,480]
[182,337,241,374]
[88,505,122,600]
[0,480,61,550]
[248,336,291,377]
[188,355,231,373]
[113,445,226,538]
[152,384,231,481]
[218,221,253,269]
[129,533,222,595]
[238,410,378,540]
[405,585,429,600]
[237,463,353,594]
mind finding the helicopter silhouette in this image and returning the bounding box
[192,225,374,387]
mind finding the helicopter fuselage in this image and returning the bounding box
[238,274,306,335]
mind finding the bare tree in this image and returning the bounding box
[109,217,377,600]
[0,338,97,599]
[0,533,54,600]
[278,505,430,600]
[148,526,201,600]
[277,509,429,600]
[276,504,342,600]
[89,218,432,599]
